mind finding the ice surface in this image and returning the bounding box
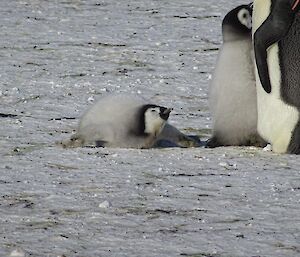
[0,1,299,257]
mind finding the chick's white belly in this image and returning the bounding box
[210,40,257,143]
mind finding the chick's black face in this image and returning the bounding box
[223,4,253,34]
[159,106,171,121]
[135,104,171,136]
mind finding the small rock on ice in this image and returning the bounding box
[9,249,25,257]
[99,200,111,209]
[87,96,94,102]
[219,162,228,167]
[219,162,237,170]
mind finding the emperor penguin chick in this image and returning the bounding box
[207,4,264,148]
[60,94,199,149]
[61,94,171,149]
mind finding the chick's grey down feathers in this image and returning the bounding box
[60,94,199,149]
[207,4,265,148]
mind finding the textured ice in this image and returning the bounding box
[0,0,299,257]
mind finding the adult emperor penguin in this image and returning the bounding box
[207,4,264,148]
[252,0,300,153]
[60,94,200,149]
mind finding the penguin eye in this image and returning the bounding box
[151,109,156,113]
[237,9,251,29]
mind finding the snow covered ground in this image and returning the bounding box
[0,0,299,256]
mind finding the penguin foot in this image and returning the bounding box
[205,136,223,148]
[247,134,267,148]
[177,135,203,148]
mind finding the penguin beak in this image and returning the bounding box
[248,3,253,15]
[160,107,172,121]
[292,0,300,11]
[253,0,298,94]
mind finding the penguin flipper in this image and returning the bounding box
[154,139,181,148]
[254,0,296,93]
[157,123,202,148]
[177,134,202,148]
[254,29,272,94]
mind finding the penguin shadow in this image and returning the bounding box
[153,135,205,149]
[92,132,204,149]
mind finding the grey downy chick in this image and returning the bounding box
[59,94,199,149]
[207,4,265,148]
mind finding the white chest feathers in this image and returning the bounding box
[209,38,260,146]
[144,107,167,136]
